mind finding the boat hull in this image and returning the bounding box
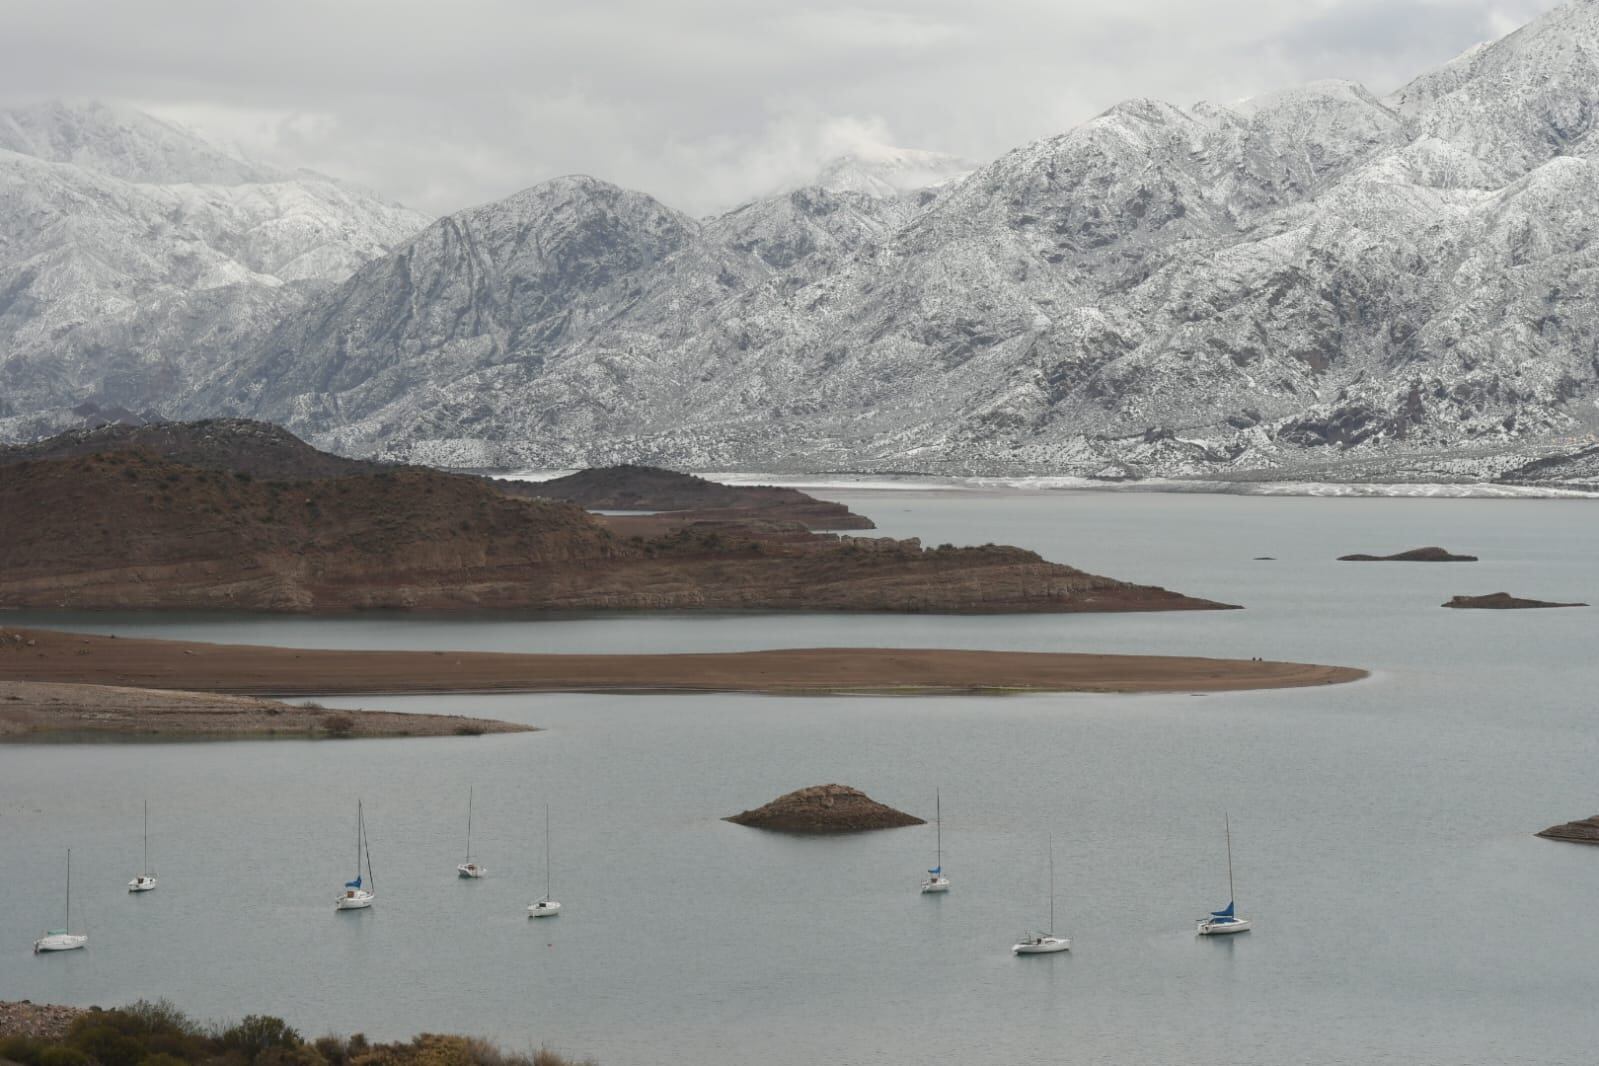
[336,890,375,910]
[1013,936,1070,954]
[457,864,486,879]
[1198,917,1251,935]
[34,934,87,953]
[129,876,157,892]
[528,899,561,917]
[921,876,950,894]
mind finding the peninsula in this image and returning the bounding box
[0,421,1228,615]
[0,628,1367,698]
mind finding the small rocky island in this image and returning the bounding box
[1338,546,1478,562]
[1536,815,1599,844]
[1443,592,1587,609]
[725,784,924,832]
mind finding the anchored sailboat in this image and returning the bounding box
[1197,812,1251,936]
[35,849,87,953]
[1013,834,1069,954]
[457,787,486,878]
[129,799,157,892]
[336,800,376,910]
[920,789,950,893]
[527,804,561,917]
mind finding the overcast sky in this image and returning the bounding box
[0,0,1563,217]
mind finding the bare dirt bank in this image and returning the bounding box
[0,628,1366,697]
[0,679,533,740]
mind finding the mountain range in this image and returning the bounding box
[7,2,1599,478]
[0,100,427,440]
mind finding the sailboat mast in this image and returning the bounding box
[143,799,149,874]
[544,803,552,898]
[364,808,376,892]
[356,800,363,879]
[935,789,942,868]
[466,787,474,863]
[1048,833,1055,934]
[1225,812,1235,903]
[65,848,71,929]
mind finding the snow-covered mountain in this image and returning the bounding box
[24,2,1599,477]
[0,100,429,435]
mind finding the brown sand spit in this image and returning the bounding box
[0,679,532,740]
[1443,592,1588,609]
[0,448,1227,614]
[1338,546,1478,562]
[0,628,1368,698]
[725,784,923,832]
[1536,815,1599,844]
[514,464,875,531]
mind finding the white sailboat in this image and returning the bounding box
[527,804,561,917]
[1013,834,1070,954]
[35,849,87,953]
[336,800,376,910]
[129,799,157,892]
[920,789,950,893]
[457,787,486,878]
[1197,812,1251,936]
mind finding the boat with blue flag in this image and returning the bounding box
[337,800,376,910]
[921,789,950,894]
[1197,813,1250,936]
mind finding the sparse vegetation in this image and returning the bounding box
[322,714,356,738]
[0,1001,594,1066]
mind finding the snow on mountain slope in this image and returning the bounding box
[0,100,429,429]
[30,3,1599,477]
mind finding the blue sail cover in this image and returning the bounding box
[1210,901,1234,918]
[928,866,942,875]
[345,875,363,889]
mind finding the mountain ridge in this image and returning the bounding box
[12,3,1599,478]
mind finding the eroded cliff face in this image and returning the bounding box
[0,447,1229,614]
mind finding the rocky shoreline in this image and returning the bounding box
[0,677,532,741]
[0,1000,89,1040]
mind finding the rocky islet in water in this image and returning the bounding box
[1443,592,1587,609]
[725,784,924,832]
[1536,815,1599,844]
[1338,546,1479,562]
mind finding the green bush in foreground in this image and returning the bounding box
[0,1002,591,1066]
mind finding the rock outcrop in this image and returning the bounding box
[1339,547,1478,562]
[1443,593,1586,609]
[724,785,923,832]
[1536,815,1599,844]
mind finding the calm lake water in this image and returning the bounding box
[6,489,1599,1065]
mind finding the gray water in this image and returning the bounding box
[5,491,1599,1065]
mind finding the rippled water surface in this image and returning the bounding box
[6,490,1599,1065]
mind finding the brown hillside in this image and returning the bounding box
[0,450,1233,614]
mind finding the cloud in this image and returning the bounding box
[0,0,1568,217]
